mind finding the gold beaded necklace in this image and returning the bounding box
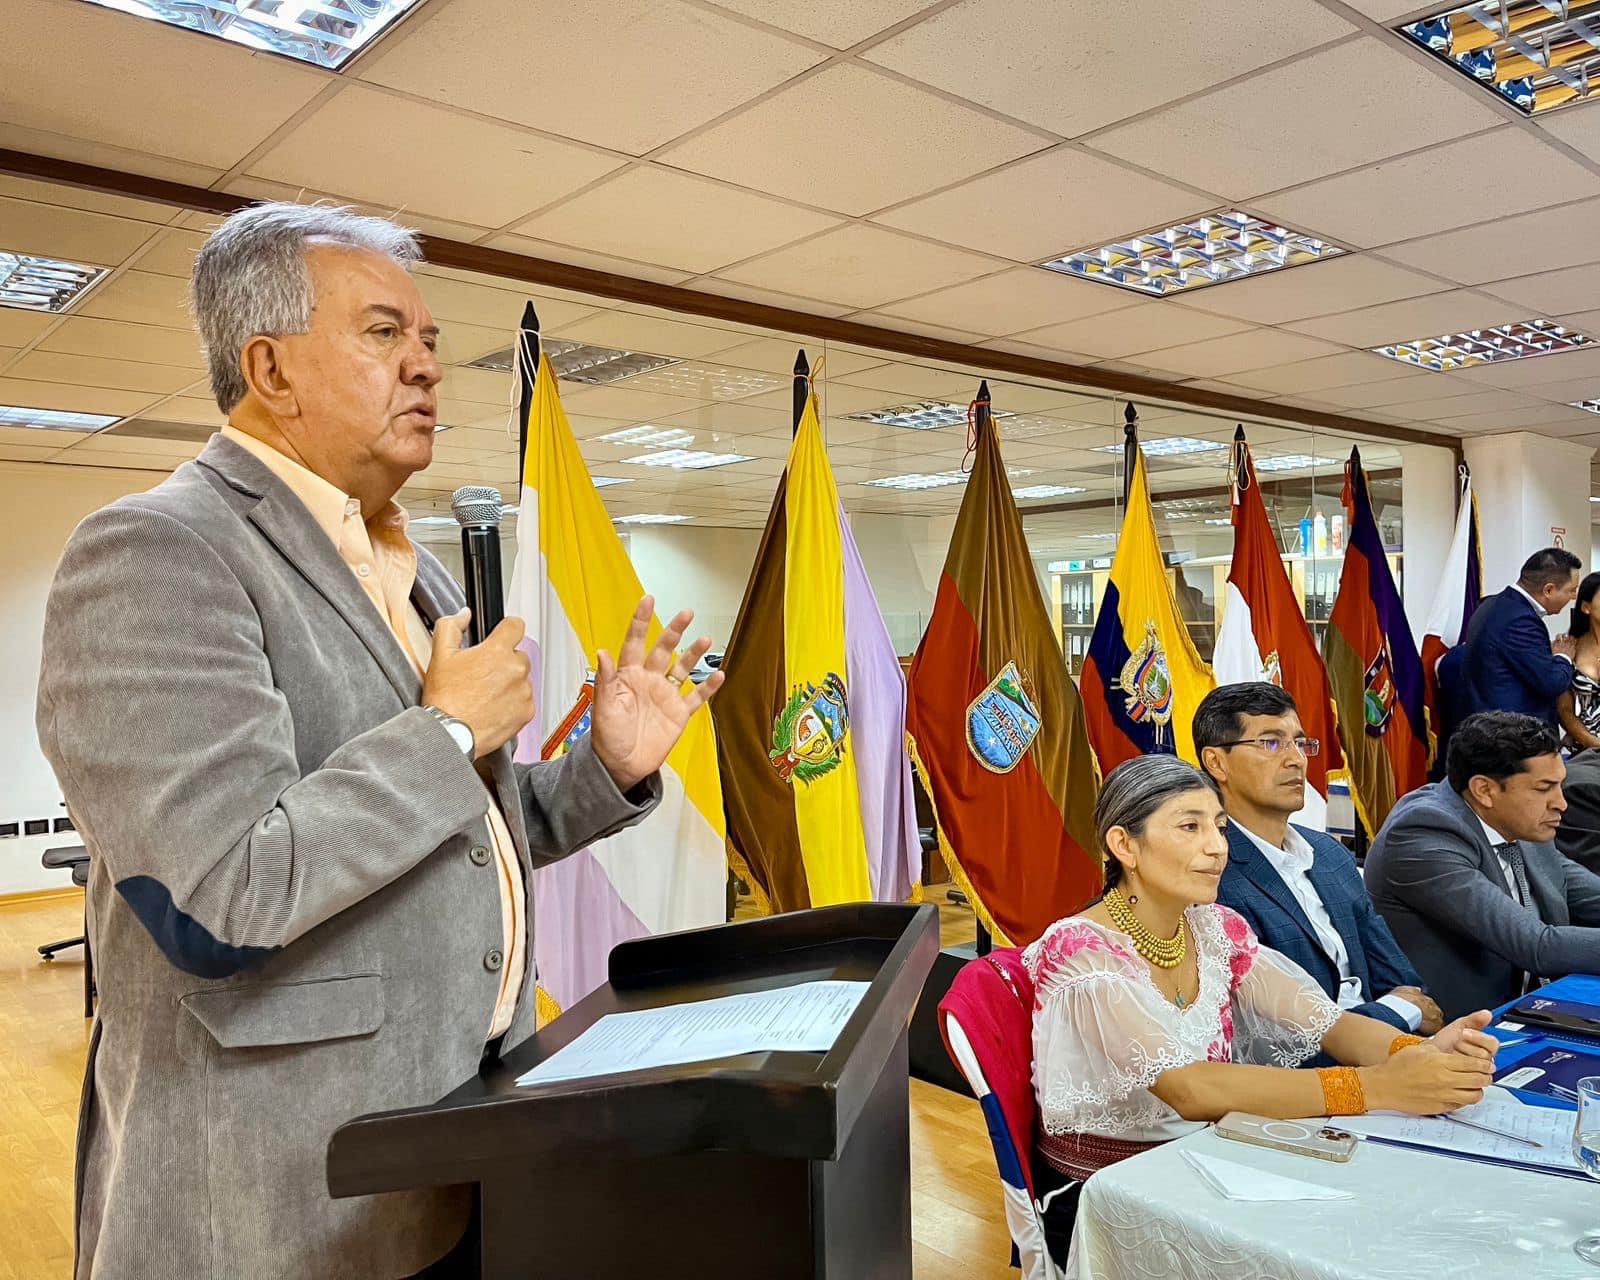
[1104,884,1187,971]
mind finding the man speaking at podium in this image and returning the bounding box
[36,203,722,1280]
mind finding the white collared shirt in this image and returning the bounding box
[1477,815,1529,906]
[1235,821,1422,1031]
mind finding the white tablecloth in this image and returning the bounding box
[1076,1127,1600,1279]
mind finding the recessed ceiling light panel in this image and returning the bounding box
[614,513,691,524]
[620,449,753,470]
[1252,453,1340,472]
[468,339,680,385]
[81,0,425,70]
[862,471,970,490]
[1572,399,1600,415]
[0,251,108,313]
[1091,436,1226,458]
[1400,3,1600,115]
[847,400,1016,431]
[594,426,695,448]
[1011,483,1087,499]
[1042,211,1345,296]
[1371,319,1594,371]
[0,405,118,432]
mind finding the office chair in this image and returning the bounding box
[38,844,95,1017]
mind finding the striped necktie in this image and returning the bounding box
[1496,841,1536,994]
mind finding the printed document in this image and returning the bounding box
[1339,1086,1582,1176]
[516,979,870,1087]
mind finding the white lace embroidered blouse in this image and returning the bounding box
[1024,903,1343,1141]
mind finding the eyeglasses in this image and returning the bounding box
[1218,736,1320,757]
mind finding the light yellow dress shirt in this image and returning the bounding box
[222,427,527,1039]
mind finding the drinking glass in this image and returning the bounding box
[1571,1076,1600,1263]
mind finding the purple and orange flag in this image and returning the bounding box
[907,385,1101,946]
[1324,446,1429,835]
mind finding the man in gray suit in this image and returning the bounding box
[1557,748,1600,876]
[36,203,724,1279]
[1367,711,1600,1019]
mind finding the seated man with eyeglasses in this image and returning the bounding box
[1195,684,1441,1037]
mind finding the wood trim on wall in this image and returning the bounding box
[1,147,1464,461]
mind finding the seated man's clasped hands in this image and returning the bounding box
[1027,755,1495,1270]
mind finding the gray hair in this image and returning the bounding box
[1094,754,1219,889]
[190,202,422,413]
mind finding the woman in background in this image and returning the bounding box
[1029,754,1497,1270]
[1560,571,1600,752]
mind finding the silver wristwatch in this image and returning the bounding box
[422,705,475,757]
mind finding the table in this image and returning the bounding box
[1077,1126,1600,1279]
[1074,975,1600,1279]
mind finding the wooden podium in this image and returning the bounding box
[327,903,940,1278]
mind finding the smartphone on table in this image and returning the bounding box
[1214,1112,1358,1163]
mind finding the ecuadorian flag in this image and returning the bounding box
[712,364,919,914]
[506,308,726,1020]
[1081,445,1215,769]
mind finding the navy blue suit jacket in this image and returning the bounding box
[1217,821,1423,1032]
[1458,586,1571,724]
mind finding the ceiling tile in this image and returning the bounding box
[0,441,67,461]
[701,338,888,378]
[556,310,752,360]
[1537,100,1600,167]
[1257,130,1600,248]
[131,229,210,280]
[708,0,935,47]
[832,364,985,398]
[0,175,178,226]
[220,177,484,244]
[1085,38,1505,202]
[865,0,1353,137]
[1450,346,1600,390]
[1337,1,1423,16]
[1380,198,1600,286]
[1008,303,1250,361]
[715,224,1005,310]
[39,317,204,369]
[514,168,840,274]
[1384,388,1548,419]
[1,0,327,169]
[414,271,600,331]
[657,63,1051,217]
[0,311,53,348]
[76,271,192,328]
[437,367,512,406]
[250,85,623,228]
[358,0,821,156]
[480,235,694,286]
[0,196,158,268]
[1481,262,1600,319]
[1227,349,1435,394]
[0,377,159,416]
[1285,289,1518,347]
[1136,328,1346,379]
[874,147,1214,262]
[676,277,855,318]
[1432,403,1599,432]
[1174,255,1446,325]
[8,349,198,395]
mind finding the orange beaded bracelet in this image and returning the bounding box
[1317,1065,1368,1116]
[1389,1033,1425,1056]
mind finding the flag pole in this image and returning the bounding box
[1121,401,1139,506]
[792,349,809,437]
[973,377,995,959]
[514,300,541,500]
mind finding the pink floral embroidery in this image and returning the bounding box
[1217,907,1258,989]
[1030,922,1139,1008]
[1218,1000,1235,1049]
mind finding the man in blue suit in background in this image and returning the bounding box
[1457,547,1581,724]
[1195,684,1441,1034]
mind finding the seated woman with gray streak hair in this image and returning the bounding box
[1028,754,1498,1271]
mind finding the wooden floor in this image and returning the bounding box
[0,890,1012,1280]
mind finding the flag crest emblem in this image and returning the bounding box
[1118,621,1175,736]
[966,661,1042,774]
[1261,650,1283,687]
[769,673,850,785]
[1364,643,1397,736]
[540,676,594,760]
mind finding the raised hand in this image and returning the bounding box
[591,596,724,792]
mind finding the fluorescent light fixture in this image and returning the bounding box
[1572,400,1600,415]
[0,405,118,432]
[1371,319,1594,370]
[1252,453,1340,472]
[1091,436,1226,458]
[1399,3,1600,116]
[862,471,969,490]
[613,513,690,525]
[0,251,108,313]
[1011,483,1086,499]
[485,338,682,385]
[592,476,630,488]
[595,426,695,448]
[1043,211,1344,297]
[619,363,784,400]
[1205,518,1233,525]
[81,0,425,70]
[619,449,753,470]
[847,400,1016,431]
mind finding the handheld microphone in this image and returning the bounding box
[450,485,505,646]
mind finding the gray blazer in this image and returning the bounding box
[36,435,660,1279]
[1556,748,1600,876]
[1366,780,1600,1019]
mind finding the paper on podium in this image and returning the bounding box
[1338,1087,1584,1178]
[516,979,870,1087]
